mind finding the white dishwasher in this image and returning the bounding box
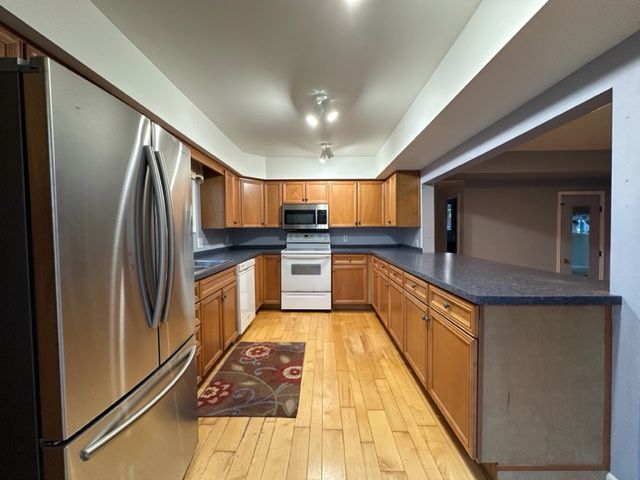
[236,258,256,334]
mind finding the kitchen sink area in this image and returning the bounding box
[193,258,231,272]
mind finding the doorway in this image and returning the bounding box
[445,196,458,253]
[556,191,605,280]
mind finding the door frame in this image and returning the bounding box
[555,191,605,280]
[445,193,462,254]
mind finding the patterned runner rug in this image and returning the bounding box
[197,342,305,418]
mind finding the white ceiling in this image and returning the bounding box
[90,0,481,157]
[513,104,612,151]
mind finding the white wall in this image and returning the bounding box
[264,156,377,179]
[421,31,640,480]
[0,0,266,178]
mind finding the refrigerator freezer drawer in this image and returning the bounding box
[43,340,198,480]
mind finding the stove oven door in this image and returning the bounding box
[281,254,331,293]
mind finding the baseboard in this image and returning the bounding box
[605,473,619,480]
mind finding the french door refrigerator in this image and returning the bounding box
[0,57,197,479]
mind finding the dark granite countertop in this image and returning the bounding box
[193,245,621,305]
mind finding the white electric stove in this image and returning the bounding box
[281,232,332,310]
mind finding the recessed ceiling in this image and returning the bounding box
[90,0,481,157]
[513,104,612,151]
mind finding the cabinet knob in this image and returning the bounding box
[422,313,430,321]
[443,302,450,309]
[411,283,417,289]
[223,294,227,300]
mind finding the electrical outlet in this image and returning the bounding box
[196,236,204,248]
[343,235,348,243]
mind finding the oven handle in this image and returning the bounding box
[281,254,331,260]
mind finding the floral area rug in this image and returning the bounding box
[197,342,305,418]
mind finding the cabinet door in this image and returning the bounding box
[225,172,241,227]
[358,181,384,226]
[384,175,397,226]
[283,181,306,203]
[329,181,357,227]
[263,255,281,305]
[264,181,282,227]
[201,290,223,373]
[332,263,367,304]
[403,291,428,385]
[388,281,404,348]
[255,255,264,310]
[240,178,264,227]
[427,311,477,456]
[195,302,203,384]
[379,274,390,327]
[0,26,23,58]
[372,269,380,314]
[25,44,44,58]
[305,181,329,203]
[222,282,238,349]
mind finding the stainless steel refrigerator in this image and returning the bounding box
[0,57,197,479]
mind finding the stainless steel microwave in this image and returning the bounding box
[282,203,329,230]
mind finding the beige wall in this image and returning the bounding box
[459,180,610,275]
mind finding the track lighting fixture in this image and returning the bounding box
[319,142,334,164]
[305,91,338,128]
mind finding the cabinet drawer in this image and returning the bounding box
[194,282,200,303]
[200,267,236,299]
[377,259,389,273]
[333,254,368,265]
[404,272,429,303]
[388,264,404,286]
[429,286,478,337]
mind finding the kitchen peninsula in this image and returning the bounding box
[194,245,617,479]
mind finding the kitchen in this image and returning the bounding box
[1,2,640,480]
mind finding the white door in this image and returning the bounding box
[557,193,603,279]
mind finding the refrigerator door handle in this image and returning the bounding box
[79,344,196,461]
[155,150,175,324]
[135,146,168,329]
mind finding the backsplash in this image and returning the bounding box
[194,227,421,250]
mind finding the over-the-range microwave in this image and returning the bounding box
[282,203,329,230]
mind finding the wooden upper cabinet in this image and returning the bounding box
[403,290,429,386]
[263,181,282,227]
[199,172,225,229]
[0,26,23,58]
[329,181,357,227]
[384,172,420,227]
[283,181,329,203]
[240,178,264,227]
[225,172,241,227]
[427,310,477,456]
[305,181,329,203]
[358,181,384,227]
[283,181,306,203]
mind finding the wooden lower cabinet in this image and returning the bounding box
[255,255,264,310]
[262,255,281,305]
[195,302,203,384]
[427,310,477,456]
[332,255,368,305]
[372,268,380,313]
[388,280,404,348]
[201,289,223,373]
[403,290,429,385]
[378,273,390,327]
[221,281,238,349]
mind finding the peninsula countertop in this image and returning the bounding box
[193,245,621,305]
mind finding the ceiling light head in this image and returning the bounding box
[305,113,319,128]
[326,109,339,123]
[320,142,334,162]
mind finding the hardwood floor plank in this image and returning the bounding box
[245,418,276,479]
[225,417,264,480]
[341,408,367,480]
[287,427,310,480]
[185,418,229,480]
[308,344,324,480]
[367,410,404,472]
[337,370,354,407]
[361,443,384,480]
[202,451,234,479]
[216,417,250,452]
[322,429,346,480]
[261,418,296,480]
[375,378,407,432]
[421,426,479,480]
[323,341,343,430]
[392,431,428,480]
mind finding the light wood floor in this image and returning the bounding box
[187,310,488,480]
